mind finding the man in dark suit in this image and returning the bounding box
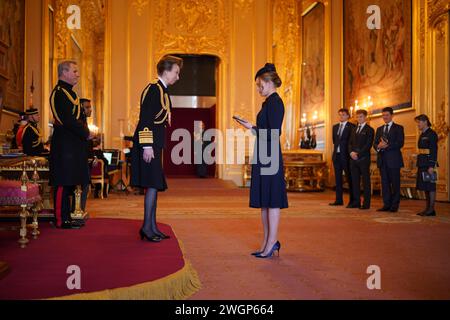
[330,108,356,207]
[373,107,405,212]
[348,110,375,209]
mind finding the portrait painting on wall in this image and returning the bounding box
[344,0,412,116]
[0,0,25,113]
[300,2,325,149]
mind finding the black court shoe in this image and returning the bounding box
[156,232,171,240]
[256,241,281,259]
[139,229,162,242]
[418,211,436,217]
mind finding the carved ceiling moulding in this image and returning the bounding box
[154,0,231,60]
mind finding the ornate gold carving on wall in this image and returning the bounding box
[233,0,255,15]
[54,0,105,60]
[435,100,450,143]
[420,3,426,58]
[154,0,231,59]
[428,0,450,28]
[53,0,105,124]
[131,0,149,17]
[272,0,301,148]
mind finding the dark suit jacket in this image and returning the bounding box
[373,122,405,169]
[349,124,375,161]
[332,122,356,162]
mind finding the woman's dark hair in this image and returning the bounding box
[157,55,183,76]
[255,63,282,88]
[415,114,432,127]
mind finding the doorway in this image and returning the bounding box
[163,55,218,178]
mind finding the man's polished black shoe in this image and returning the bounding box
[359,206,370,210]
[71,219,85,227]
[377,207,390,212]
[389,208,399,213]
[329,202,344,206]
[347,203,360,209]
[61,221,82,229]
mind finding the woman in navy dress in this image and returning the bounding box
[237,63,288,259]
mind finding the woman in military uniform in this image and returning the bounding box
[415,114,439,217]
[131,55,183,242]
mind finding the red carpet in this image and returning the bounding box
[0,219,190,300]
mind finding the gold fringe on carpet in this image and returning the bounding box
[49,260,201,300]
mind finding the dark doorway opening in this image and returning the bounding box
[164,55,218,178]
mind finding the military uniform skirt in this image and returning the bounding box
[131,146,167,191]
[416,167,436,192]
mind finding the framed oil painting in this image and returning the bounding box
[343,0,412,116]
[0,0,25,113]
[300,2,325,149]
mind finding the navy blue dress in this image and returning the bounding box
[249,92,289,209]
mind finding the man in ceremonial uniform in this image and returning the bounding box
[373,107,405,213]
[330,108,356,207]
[22,108,48,156]
[13,112,28,150]
[49,61,89,229]
[131,55,183,242]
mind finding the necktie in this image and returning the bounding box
[338,124,344,137]
[357,125,362,134]
[383,124,389,136]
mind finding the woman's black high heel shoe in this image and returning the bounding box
[139,229,162,242]
[156,232,171,239]
[256,241,281,259]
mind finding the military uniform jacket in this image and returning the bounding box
[22,122,46,156]
[49,80,90,186]
[417,128,438,168]
[132,79,172,149]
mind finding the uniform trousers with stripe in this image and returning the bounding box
[53,186,75,226]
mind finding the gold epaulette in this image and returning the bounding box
[139,127,154,144]
[23,124,42,147]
